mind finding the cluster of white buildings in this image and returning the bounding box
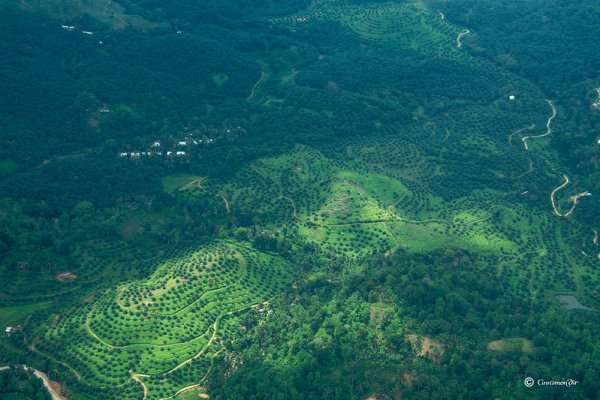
[117,126,243,160]
[61,25,94,35]
[5,325,20,336]
[118,138,210,159]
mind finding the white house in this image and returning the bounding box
[61,25,76,31]
[119,152,128,158]
[167,151,173,156]
[152,141,161,147]
[177,141,187,146]
[176,151,186,156]
[82,31,93,35]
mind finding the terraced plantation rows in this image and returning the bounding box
[3,1,597,398]
[273,1,463,56]
[174,137,596,309]
[0,237,166,307]
[32,243,291,399]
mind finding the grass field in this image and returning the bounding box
[487,337,535,353]
[211,73,229,87]
[0,303,51,328]
[0,159,18,174]
[161,174,205,193]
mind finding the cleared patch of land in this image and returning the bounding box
[487,337,534,353]
[161,174,204,193]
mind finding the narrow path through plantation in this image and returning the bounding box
[508,124,535,145]
[29,337,82,380]
[247,71,267,101]
[130,371,148,400]
[516,160,534,179]
[456,29,470,48]
[220,195,231,213]
[522,100,556,150]
[564,191,590,217]
[550,174,570,216]
[279,196,299,219]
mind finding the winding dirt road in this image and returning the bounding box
[508,124,535,145]
[516,160,534,179]
[131,371,149,400]
[550,175,570,216]
[456,29,470,48]
[166,321,218,374]
[220,195,231,213]
[279,196,298,219]
[564,191,590,217]
[522,100,556,150]
[0,366,66,400]
[247,71,267,101]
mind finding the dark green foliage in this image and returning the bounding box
[0,0,598,399]
[0,367,51,400]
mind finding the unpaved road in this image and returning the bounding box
[0,365,66,400]
[522,100,556,150]
[220,195,231,213]
[166,321,218,374]
[550,174,570,216]
[131,371,148,400]
[508,124,535,145]
[247,71,267,101]
[280,196,298,218]
[456,29,470,48]
[564,191,590,217]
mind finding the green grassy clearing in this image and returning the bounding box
[161,174,205,194]
[211,72,229,86]
[0,159,18,174]
[487,337,534,353]
[0,302,51,328]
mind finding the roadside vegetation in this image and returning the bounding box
[0,0,598,399]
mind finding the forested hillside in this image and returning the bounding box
[0,0,598,399]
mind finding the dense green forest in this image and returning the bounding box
[0,0,598,399]
[0,366,51,400]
